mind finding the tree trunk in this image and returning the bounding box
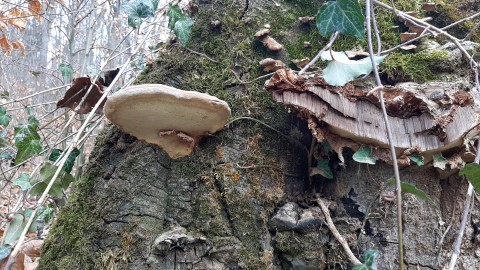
[38,0,480,269]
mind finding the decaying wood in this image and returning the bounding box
[265,69,480,163]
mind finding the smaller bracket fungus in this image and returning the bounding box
[104,84,231,159]
[254,28,284,52]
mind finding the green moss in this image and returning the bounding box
[38,176,101,270]
[381,50,449,82]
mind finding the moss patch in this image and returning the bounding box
[381,50,449,82]
[38,176,101,270]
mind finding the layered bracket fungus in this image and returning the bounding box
[265,69,480,165]
[104,84,231,159]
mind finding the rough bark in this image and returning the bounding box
[39,0,480,269]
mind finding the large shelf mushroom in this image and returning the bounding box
[104,84,231,159]
[265,69,480,165]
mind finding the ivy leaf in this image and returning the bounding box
[459,163,480,193]
[13,173,32,191]
[316,0,365,38]
[3,210,35,244]
[0,105,12,127]
[14,119,42,164]
[408,154,424,166]
[174,17,194,46]
[433,154,447,170]
[352,250,379,270]
[58,63,73,80]
[0,152,13,159]
[49,148,81,174]
[321,51,386,86]
[124,0,155,27]
[0,245,11,260]
[167,3,187,30]
[387,178,434,205]
[29,163,75,199]
[353,147,377,165]
[310,158,334,179]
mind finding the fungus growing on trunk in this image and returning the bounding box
[104,84,231,159]
[254,28,284,52]
[265,69,480,165]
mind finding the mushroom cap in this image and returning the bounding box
[104,84,231,159]
[254,28,270,38]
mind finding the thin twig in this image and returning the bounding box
[366,1,404,269]
[317,197,362,266]
[447,140,480,270]
[299,32,339,75]
[1,85,68,106]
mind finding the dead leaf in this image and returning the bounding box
[56,77,106,114]
[21,240,42,258]
[97,68,120,87]
[28,0,43,23]
[0,34,13,55]
[12,41,25,57]
[7,8,28,31]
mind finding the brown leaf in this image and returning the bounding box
[21,240,42,258]
[0,34,13,55]
[12,41,25,57]
[0,251,25,270]
[56,77,106,114]
[28,0,43,23]
[7,8,28,31]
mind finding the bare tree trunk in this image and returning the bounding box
[38,1,480,269]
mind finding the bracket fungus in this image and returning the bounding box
[104,84,231,159]
[254,28,284,52]
[265,69,480,165]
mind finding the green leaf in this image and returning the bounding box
[459,163,480,193]
[321,51,386,86]
[387,178,434,204]
[174,17,194,46]
[58,63,73,80]
[433,154,447,170]
[14,120,42,164]
[310,158,334,179]
[353,147,377,165]
[13,173,32,191]
[316,0,365,38]
[3,209,35,244]
[49,148,81,173]
[30,181,63,199]
[124,0,156,27]
[0,106,12,127]
[0,152,13,159]
[36,205,54,225]
[29,163,75,199]
[353,249,379,270]
[167,3,187,30]
[0,245,11,260]
[408,154,424,166]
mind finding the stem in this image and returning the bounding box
[299,32,339,75]
[447,140,480,269]
[366,0,404,268]
[317,197,362,266]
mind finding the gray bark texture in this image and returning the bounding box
[38,0,480,269]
